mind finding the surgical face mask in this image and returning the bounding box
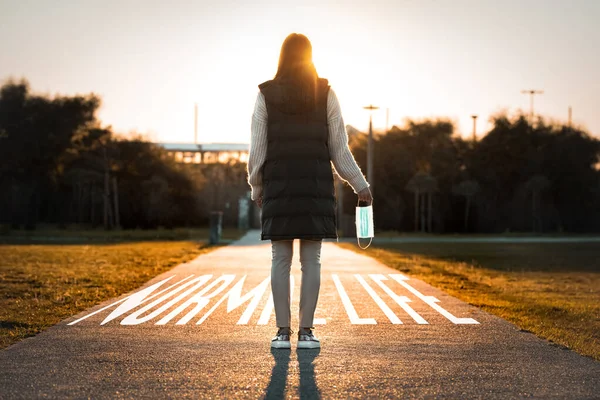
[355,202,374,249]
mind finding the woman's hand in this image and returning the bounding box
[255,195,263,209]
[357,187,373,205]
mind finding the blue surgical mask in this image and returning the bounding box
[355,204,374,249]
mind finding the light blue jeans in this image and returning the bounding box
[270,239,322,328]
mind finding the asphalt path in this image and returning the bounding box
[1,230,598,399]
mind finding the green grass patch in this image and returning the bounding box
[336,241,600,361]
[371,230,600,238]
[0,229,246,349]
[0,226,244,243]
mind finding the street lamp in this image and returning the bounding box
[521,89,544,125]
[471,115,478,142]
[363,104,379,194]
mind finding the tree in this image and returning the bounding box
[452,180,480,231]
[406,172,438,232]
[0,78,100,228]
[525,175,551,233]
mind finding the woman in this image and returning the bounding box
[247,33,373,349]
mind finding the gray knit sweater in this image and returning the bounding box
[247,87,370,201]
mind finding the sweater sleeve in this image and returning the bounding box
[247,91,268,201]
[327,88,370,194]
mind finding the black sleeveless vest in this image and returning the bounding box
[258,77,337,240]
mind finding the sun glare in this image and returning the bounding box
[313,41,417,132]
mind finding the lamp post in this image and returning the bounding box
[471,115,478,143]
[521,89,544,125]
[363,104,379,194]
[385,107,390,132]
[194,103,198,144]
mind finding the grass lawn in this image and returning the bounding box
[0,228,246,350]
[371,230,600,238]
[0,226,243,243]
[336,241,600,361]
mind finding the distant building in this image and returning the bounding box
[157,142,249,164]
[156,126,365,164]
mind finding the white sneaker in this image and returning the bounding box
[297,328,320,349]
[271,327,292,349]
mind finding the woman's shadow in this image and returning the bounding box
[264,348,322,399]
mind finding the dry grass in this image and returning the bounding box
[337,241,600,361]
[0,229,245,349]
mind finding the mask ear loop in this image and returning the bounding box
[356,199,373,249]
[357,236,373,249]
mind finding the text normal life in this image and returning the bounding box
[68,273,479,326]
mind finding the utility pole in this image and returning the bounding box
[385,107,390,132]
[521,89,544,125]
[363,104,379,195]
[471,115,478,143]
[194,103,198,144]
[568,106,572,129]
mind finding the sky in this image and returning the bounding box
[1,0,599,143]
